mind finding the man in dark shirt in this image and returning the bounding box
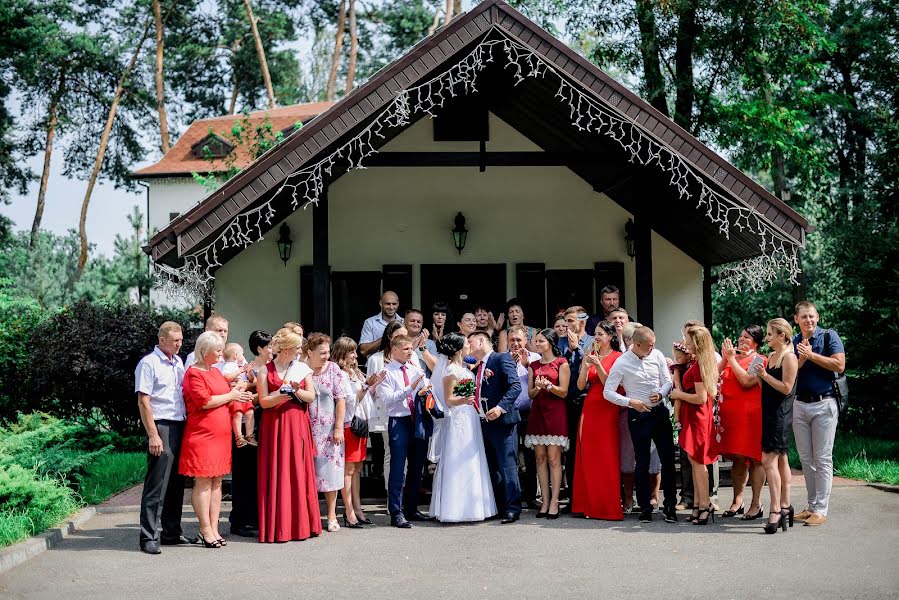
[792,300,846,526]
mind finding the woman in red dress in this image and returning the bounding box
[670,325,720,525]
[718,326,766,520]
[525,329,570,519]
[256,328,321,542]
[572,321,623,520]
[180,331,253,548]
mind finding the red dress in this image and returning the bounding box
[179,367,233,477]
[718,354,764,461]
[257,362,321,542]
[678,362,718,465]
[525,356,570,449]
[573,352,624,520]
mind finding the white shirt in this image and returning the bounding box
[603,348,673,407]
[381,359,429,417]
[359,312,403,345]
[185,351,224,372]
[135,346,186,421]
[222,361,248,381]
[514,351,541,406]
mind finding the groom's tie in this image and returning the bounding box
[474,361,485,410]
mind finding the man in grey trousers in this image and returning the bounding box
[792,301,846,526]
[136,322,195,554]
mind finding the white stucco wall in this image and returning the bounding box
[209,112,702,351]
[651,231,705,351]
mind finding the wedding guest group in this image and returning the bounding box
[135,294,845,552]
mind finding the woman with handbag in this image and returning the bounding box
[332,337,386,528]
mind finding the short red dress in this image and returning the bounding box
[525,356,570,449]
[179,367,233,477]
[257,361,321,543]
[573,352,624,520]
[718,354,764,461]
[678,362,718,465]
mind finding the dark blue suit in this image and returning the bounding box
[479,352,523,516]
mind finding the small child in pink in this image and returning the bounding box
[669,341,692,432]
[222,343,256,447]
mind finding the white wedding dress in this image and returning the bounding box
[429,362,497,522]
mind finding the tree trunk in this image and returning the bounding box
[242,0,275,108]
[427,6,442,35]
[344,0,357,94]
[444,0,453,25]
[453,0,461,17]
[634,0,669,117]
[77,21,153,274]
[152,0,170,153]
[673,0,698,130]
[30,77,63,249]
[326,0,347,101]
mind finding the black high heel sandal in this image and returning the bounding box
[742,506,764,520]
[722,502,745,518]
[342,515,364,529]
[693,506,715,525]
[690,507,701,523]
[197,533,222,548]
[764,511,788,534]
[782,505,794,527]
[354,514,373,525]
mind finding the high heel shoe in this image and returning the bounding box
[342,515,364,529]
[547,511,560,520]
[327,520,341,532]
[742,506,764,520]
[216,536,227,546]
[197,533,222,548]
[693,506,715,525]
[535,511,547,519]
[354,513,373,525]
[690,507,700,523]
[764,511,787,534]
[722,502,745,518]
[783,505,794,527]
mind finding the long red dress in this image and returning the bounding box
[179,367,232,477]
[718,354,764,461]
[572,351,624,520]
[257,362,321,542]
[678,362,719,465]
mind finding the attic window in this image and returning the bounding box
[191,134,234,159]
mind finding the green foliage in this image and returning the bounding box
[0,279,44,417]
[788,431,899,485]
[77,451,145,505]
[0,413,108,481]
[0,464,79,547]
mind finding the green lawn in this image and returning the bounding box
[789,432,899,486]
[77,452,145,505]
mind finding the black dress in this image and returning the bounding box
[760,361,796,454]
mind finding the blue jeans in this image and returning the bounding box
[387,416,427,517]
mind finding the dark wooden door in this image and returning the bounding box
[546,269,595,323]
[331,271,382,339]
[420,264,507,331]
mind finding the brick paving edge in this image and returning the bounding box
[0,507,96,575]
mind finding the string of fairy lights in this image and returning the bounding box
[155,26,801,302]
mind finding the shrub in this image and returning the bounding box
[25,301,200,435]
[0,279,45,421]
[0,464,79,546]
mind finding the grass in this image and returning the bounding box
[0,465,80,547]
[789,432,899,486]
[77,452,145,505]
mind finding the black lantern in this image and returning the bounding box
[276,223,293,266]
[624,218,637,259]
[452,212,468,255]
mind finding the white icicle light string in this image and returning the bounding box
[155,27,800,300]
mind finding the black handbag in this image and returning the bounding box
[349,415,369,438]
[824,330,849,413]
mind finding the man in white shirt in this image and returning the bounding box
[381,335,432,528]
[358,291,401,356]
[603,326,678,524]
[185,314,229,369]
[508,325,541,509]
[136,322,195,554]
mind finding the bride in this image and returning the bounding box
[429,333,497,522]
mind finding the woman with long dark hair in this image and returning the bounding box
[572,321,625,520]
[525,328,570,519]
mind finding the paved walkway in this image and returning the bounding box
[1,482,897,600]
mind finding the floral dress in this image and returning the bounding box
[309,361,348,492]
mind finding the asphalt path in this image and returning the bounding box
[1,483,897,600]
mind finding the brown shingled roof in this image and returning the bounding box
[131,101,335,178]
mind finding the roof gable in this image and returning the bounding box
[149,0,806,296]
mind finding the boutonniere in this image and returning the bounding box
[483,368,494,381]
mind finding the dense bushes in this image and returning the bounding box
[0,279,44,418]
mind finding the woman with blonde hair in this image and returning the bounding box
[670,325,720,525]
[331,336,387,527]
[751,317,798,533]
[256,328,320,542]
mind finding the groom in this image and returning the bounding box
[468,331,523,524]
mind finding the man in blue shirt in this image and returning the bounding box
[792,300,846,526]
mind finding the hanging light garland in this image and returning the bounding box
[155,26,801,301]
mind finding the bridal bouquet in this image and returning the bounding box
[453,379,476,397]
